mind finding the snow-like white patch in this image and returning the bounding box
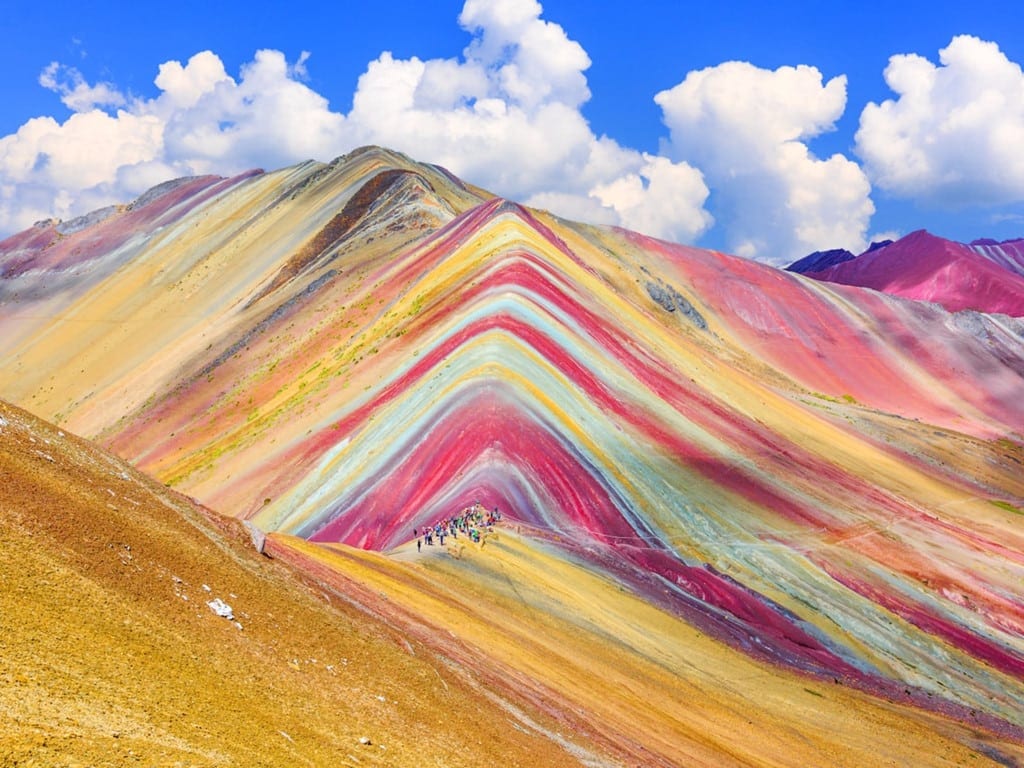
[206,597,234,620]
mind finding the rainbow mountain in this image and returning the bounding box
[2,146,1024,765]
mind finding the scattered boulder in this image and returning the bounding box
[206,598,234,620]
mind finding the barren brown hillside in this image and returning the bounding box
[0,399,616,767]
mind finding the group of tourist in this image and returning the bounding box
[415,502,502,552]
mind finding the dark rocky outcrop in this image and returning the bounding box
[645,280,707,330]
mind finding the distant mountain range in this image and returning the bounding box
[2,147,1023,765]
[788,230,1024,317]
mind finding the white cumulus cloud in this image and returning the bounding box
[39,62,127,112]
[0,49,345,234]
[855,35,1024,207]
[344,1,710,242]
[157,49,346,175]
[0,0,712,247]
[655,61,874,265]
[7,4,1024,264]
[590,154,714,242]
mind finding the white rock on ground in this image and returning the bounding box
[206,598,234,620]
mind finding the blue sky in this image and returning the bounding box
[2,0,1023,264]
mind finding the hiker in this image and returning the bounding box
[417,538,421,552]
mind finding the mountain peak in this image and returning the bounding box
[790,229,1024,315]
[786,247,856,273]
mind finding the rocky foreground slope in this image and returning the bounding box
[2,146,1024,764]
[0,399,618,767]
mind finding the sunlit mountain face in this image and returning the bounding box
[2,146,1023,765]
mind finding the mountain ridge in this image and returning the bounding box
[2,146,1024,762]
